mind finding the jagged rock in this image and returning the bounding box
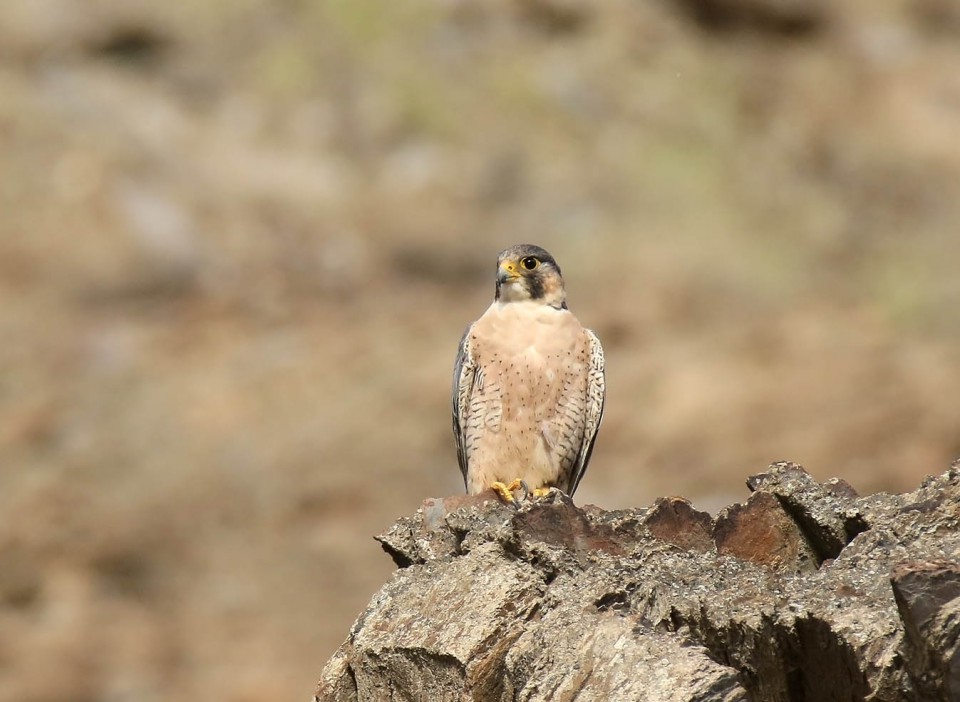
[643,496,715,553]
[891,561,960,700]
[746,461,867,562]
[714,490,819,572]
[316,464,960,702]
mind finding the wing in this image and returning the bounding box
[569,328,605,496]
[451,324,478,487]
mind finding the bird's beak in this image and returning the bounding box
[497,260,520,284]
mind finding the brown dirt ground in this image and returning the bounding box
[1,1,959,700]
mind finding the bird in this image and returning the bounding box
[452,244,605,504]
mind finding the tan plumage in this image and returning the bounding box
[452,244,605,499]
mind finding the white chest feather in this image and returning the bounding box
[473,301,582,359]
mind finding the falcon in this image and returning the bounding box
[452,244,605,504]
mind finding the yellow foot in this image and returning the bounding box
[531,487,553,498]
[490,479,528,506]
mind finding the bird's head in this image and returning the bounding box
[495,244,567,309]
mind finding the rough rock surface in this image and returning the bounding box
[316,463,960,701]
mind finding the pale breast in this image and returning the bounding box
[463,301,591,493]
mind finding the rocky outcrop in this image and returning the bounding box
[315,463,960,701]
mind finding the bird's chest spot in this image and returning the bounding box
[487,347,571,420]
[475,309,581,409]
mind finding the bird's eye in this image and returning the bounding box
[521,256,540,271]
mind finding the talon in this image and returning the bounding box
[516,480,531,502]
[491,479,529,508]
[504,478,524,493]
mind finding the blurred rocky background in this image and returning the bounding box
[0,0,958,700]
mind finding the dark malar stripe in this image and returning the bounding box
[528,274,545,300]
